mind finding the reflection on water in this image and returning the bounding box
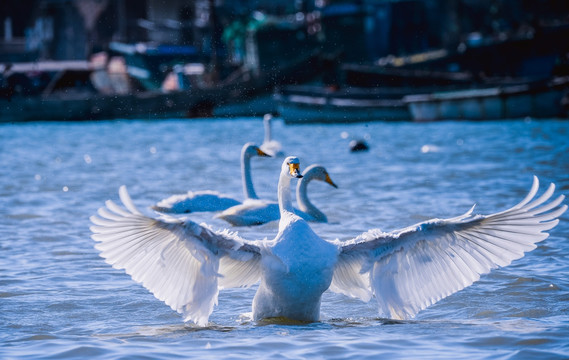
[1,118,568,359]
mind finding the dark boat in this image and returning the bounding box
[0,60,226,122]
[275,84,413,124]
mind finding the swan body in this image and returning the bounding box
[259,114,283,157]
[214,198,281,226]
[251,157,336,320]
[215,164,337,226]
[152,143,269,213]
[152,190,240,213]
[253,212,338,321]
[91,157,566,326]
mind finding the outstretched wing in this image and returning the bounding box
[331,176,566,320]
[90,186,262,326]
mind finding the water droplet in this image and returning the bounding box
[34,174,42,181]
[150,146,157,154]
[340,131,349,139]
[84,154,92,164]
[63,186,69,192]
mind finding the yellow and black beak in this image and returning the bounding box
[289,162,303,178]
[325,173,338,188]
[256,148,271,157]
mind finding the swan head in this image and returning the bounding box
[302,164,338,188]
[243,142,271,158]
[283,156,303,178]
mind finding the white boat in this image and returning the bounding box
[403,77,569,121]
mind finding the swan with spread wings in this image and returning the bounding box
[91,157,566,326]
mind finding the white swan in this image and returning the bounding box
[151,143,270,213]
[259,114,283,157]
[214,163,337,226]
[91,157,566,326]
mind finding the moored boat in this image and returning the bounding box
[403,77,569,121]
[0,88,226,122]
[275,85,412,124]
[0,60,227,122]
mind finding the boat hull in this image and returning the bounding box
[404,77,569,121]
[278,97,410,124]
[0,89,226,122]
[276,85,412,124]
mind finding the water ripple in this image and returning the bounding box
[1,119,568,360]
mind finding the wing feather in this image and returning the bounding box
[333,176,566,320]
[328,251,373,301]
[511,175,540,209]
[90,186,261,325]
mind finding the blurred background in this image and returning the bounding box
[1,0,569,121]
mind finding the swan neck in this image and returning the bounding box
[278,172,294,215]
[242,152,258,199]
[263,119,272,143]
[297,176,326,221]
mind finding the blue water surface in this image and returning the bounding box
[1,118,568,359]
